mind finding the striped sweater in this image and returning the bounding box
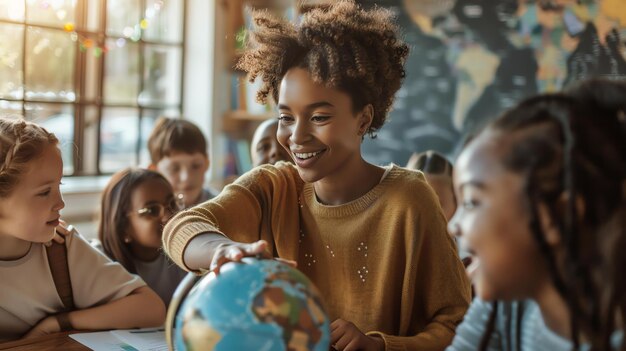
[447,298,623,351]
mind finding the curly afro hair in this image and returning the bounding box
[236,0,409,137]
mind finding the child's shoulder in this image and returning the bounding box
[383,164,441,210]
[62,230,85,249]
[386,164,430,192]
[63,231,110,260]
[392,164,427,180]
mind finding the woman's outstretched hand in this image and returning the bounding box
[209,239,297,274]
[210,239,269,274]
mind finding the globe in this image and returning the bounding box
[169,258,331,351]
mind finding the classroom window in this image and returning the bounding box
[0,0,185,175]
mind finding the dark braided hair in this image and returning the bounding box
[477,79,626,351]
[236,0,409,138]
[406,150,453,176]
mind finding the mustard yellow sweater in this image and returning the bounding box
[163,162,471,351]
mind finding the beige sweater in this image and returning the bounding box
[163,162,471,351]
[0,233,145,341]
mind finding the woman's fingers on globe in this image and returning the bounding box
[275,258,297,267]
[226,246,244,261]
[210,243,249,274]
[210,245,233,274]
[240,240,271,259]
[210,241,273,274]
[245,240,268,254]
[209,254,227,274]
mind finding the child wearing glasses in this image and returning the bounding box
[0,118,164,341]
[98,168,187,306]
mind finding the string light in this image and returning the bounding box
[51,1,166,57]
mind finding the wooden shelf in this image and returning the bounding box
[224,110,275,121]
[222,111,272,138]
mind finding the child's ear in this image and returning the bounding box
[148,163,157,171]
[538,192,586,247]
[537,202,561,247]
[357,104,374,136]
[203,155,210,171]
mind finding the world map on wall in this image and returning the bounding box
[360,0,626,165]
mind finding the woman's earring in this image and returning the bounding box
[124,237,131,243]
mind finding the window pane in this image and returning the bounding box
[26,0,76,27]
[0,24,24,100]
[100,107,139,173]
[140,45,181,106]
[25,27,76,102]
[103,39,139,104]
[0,0,25,21]
[138,108,179,165]
[143,0,183,43]
[106,0,140,38]
[0,100,23,117]
[25,103,74,175]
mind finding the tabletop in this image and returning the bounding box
[0,331,89,351]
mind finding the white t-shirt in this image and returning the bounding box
[0,233,146,341]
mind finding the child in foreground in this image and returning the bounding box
[447,79,625,350]
[0,117,164,341]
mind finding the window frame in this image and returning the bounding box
[0,0,186,175]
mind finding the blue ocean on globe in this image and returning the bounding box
[173,258,330,351]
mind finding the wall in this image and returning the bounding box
[359,0,626,165]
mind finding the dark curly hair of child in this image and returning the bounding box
[236,0,409,137]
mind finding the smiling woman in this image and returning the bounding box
[162,1,471,351]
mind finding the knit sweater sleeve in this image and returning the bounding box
[445,299,502,351]
[162,162,300,271]
[369,174,472,351]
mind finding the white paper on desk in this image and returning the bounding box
[69,331,138,351]
[110,328,167,351]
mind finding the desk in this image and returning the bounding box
[0,331,89,351]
